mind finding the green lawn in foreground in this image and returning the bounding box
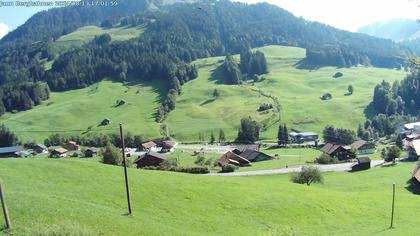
[0,158,418,235]
[0,80,165,143]
[167,45,406,141]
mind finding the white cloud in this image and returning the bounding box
[0,23,9,39]
[236,0,420,31]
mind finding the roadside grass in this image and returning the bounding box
[0,158,418,235]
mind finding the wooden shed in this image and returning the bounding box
[351,157,371,171]
[85,147,98,157]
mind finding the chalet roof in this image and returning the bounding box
[351,140,368,149]
[54,148,68,154]
[320,143,342,155]
[239,149,272,162]
[68,141,77,145]
[412,140,420,156]
[290,132,318,137]
[35,144,47,149]
[357,157,371,164]
[136,152,166,163]
[0,146,22,154]
[218,151,251,165]
[142,141,157,149]
[162,140,176,149]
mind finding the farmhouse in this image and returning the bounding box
[351,157,371,171]
[320,143,355,161]
[234,144,260,152]
[141,141,161,152]
[33,144,48,154]
[408,139,420,160]
[160,140,177,153]
[64,141,80,151]
[289,131,319,143]
[0,146,23,158]
[51,148,68,158]
[135,152,166,168]
[350,140,376,155]
[85,147,98,157]
[217,151,251,167]
[236,149,272,162]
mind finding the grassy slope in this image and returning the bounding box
[167,46,406,141]
[0,158,418,235]
[0,80,165,142]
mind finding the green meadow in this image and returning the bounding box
[0,158,418,235]
[0,80,165,143]
[167,46,407,141]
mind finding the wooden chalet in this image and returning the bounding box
[135,152,166,168]
[217,151,251,167]
[141,141,160,152]
[350,140,376,154]
[351,157,371,171]
[320,143,355,161]
[64,141,80,151]
[85,147,98,157]
[236,149,272,162]
[51,148,68,158]
[33,144,48,154]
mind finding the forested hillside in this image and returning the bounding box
[0,0,413,119]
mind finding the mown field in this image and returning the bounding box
[0,158,418,235]
[0,80,165,143]
[167,46,406,141]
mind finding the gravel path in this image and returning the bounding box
[207,160,385,176]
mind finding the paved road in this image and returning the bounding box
[207,160,385,176]
[176,145,234,153]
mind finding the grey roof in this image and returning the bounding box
[136,151,166,162]
[0,146,21,154]
[239,149,272,162]
[357,157,371,164]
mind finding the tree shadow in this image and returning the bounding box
[208,65,226,84]
[200,98,216,106]
[344,92,352,96]
[294,58,321,70]
[363,102,378,120]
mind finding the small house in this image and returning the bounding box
[350,140,376,155]
[33,144,48,154]
[135,152,166,168]
[408,139,420,161]
[64,141,80,151]
[351,157,371,171]
[289,132,319,143]
[217,151,251,167]
[16,150,32,158]
[84,147,98,157]
[51,148,68,158]
[141,141,160,152]
[237,149,272,162]
[0,146,23,158]
[160,140,177,153]
[320,143,355,161]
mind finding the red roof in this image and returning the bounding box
[142,141,157,149]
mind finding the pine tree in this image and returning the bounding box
[396,135,403,149]
[219,129,226,144]
[283,124,289,146]
[210,132,215,144]
[277,123,284,146]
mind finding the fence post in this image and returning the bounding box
[0,179,11,230]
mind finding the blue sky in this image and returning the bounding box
[0,0,419,39]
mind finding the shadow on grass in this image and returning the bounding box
[208,65,226,84]
[344,92,352,96]
[200,98,216,106]
[363,102,378,120]
[294,58,322,70]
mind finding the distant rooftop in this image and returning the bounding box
[404,122,420,130]
[0,146,21,154]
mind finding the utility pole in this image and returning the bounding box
[119,124,132,215]
[0,179,11,230]
[390,183,396,229]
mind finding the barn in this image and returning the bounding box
[217,151,251,167]
[320,143,355,161]
[351,157,371,171]
[135,152,166,168]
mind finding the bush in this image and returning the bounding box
[220,164,238,173]
[291,166,323,186]
[194,156,206,166]
[102,142,122,166]
[176,166,210,174]
[315,154,338,164]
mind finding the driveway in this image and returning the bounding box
[207,160,385,176]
